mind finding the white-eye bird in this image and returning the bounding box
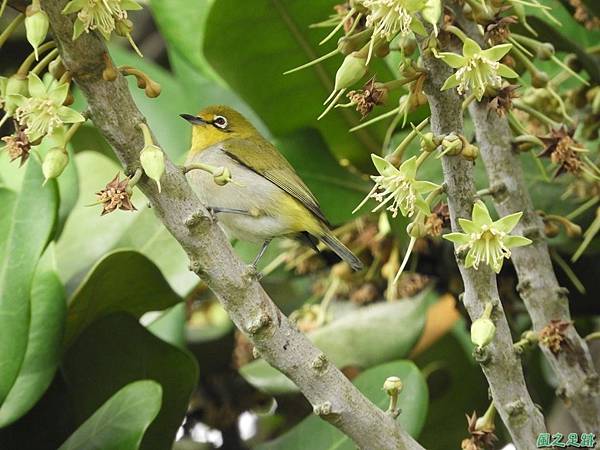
[181,105,363,271]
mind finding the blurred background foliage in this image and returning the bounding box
[0,0,599,449]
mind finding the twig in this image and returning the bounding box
[37,0,425,448]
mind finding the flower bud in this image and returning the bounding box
[25,3,49,60]
[49,57,67,80]
[471,317,496,348]
[536,43,554,60]
[334,52,368,91]
[140,144,165,192]
[144,79,162,98]
[407,220,427,239]
[419,132,438,153]
[382,376,403,395]
[440,133,463,156]
[213,166,232,186]
[42,148,69,182]
[543,221,560,238]
[114,17,134,37]
[531,71,549,88]
[4,74,28,116]
[461,143,479,161]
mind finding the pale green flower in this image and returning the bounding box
[359,0,429,62]
[436,38,518,101]
[443,201,531,273]
[354,154,440,218]
[62,0,141,40]
[11,73,84,142]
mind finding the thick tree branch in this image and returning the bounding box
[38,1,425,448]
[418,34,547,449]
[456,16,600,433]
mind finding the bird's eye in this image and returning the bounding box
[213,115,228,129]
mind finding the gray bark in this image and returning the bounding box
[37,0,425,448]
[456,16,600,433]
[419,37,548,449]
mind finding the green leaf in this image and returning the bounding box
[258,360,428,449]
[241,291,430,394]
[64,250,181,347]
[58,380,162,450]
[0,246,66,426]
[148,0,216,79]
[0,159,58,405]
[62,313,198,450]
[276,129,371,224]
[146,303,186,348]
[203,0,396,168]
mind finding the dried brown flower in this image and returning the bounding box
[425,203,450,237]
[96,173,137,215]
[347,78,389,118]
[539,319,571,354]
[538,127,584,177]
[334,2,365,33]
[568,0,600,30]
[1,126,31,166]
[350,282,379,305]
[487,84,519,116]
[395,273,430,299]
[484,15,518,44]
[461,411,498,450]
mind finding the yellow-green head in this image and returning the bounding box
[180,105,258,154]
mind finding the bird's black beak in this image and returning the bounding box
[180,114,207,125]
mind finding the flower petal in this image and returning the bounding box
[57,106,85,123]
[121,0,143,10]
[436,52,466,68]
[494,211,522,233]
[463,38,482,58]
[62,0,86,14]
[410,18,427,36]
[398,156,417,178]
[415,196,431,214]
[482,43,512,62]
[371,154,396,176]
[441,73,461,91]
[28,73,46,98]
[503,235,532,248]
[49,82,69,105]
[472,200,493,226]
[443,232,470,246]
[497,64,518,79]
[465,249,476,269]
[72,18,86,39]
[458,218,478,234]
[414,180,440,194]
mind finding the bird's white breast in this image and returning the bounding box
[185,146,295,242]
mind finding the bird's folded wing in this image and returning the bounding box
[221,139,328,224]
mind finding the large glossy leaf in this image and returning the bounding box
[259,360,428,449]
[0,160,58,404]
[149,0,216,78]
[0,246,66,426]
[203,0,395,168]
[241,292,430,394]
[276,129,371,224]
[55,151,197,296]
[57,380,162,450]
[64,250,181,347]
[62,313,198,450]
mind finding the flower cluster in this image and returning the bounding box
[443,201,531,273]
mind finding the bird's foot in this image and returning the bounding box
[243,264,264,282]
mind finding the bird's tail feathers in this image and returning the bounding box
[319,231,363,271]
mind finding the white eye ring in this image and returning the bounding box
[213,115,228,129]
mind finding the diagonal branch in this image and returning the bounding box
[461,26,600,432]
[418,31,547,449]
[38,0,425,448]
